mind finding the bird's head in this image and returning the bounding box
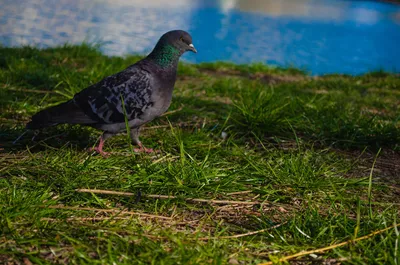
[158,30,197,54]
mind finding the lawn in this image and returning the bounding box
[0,44,399,264]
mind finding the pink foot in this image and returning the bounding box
[88,146,110,157]
[134,147,156,153]
[134,143,160,154]
[88,136,109,157]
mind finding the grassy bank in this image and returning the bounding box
[0,44,399,264]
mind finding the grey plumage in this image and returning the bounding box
[26,30,197,155]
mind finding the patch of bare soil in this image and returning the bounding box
[336,148,400,205]
[198,68,308,85]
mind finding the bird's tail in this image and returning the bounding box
[26,100,94,130]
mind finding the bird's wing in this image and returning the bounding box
[73,66,154,124]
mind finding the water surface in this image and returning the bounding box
[1,0,400,75]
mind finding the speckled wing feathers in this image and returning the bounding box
[73,66,154,125]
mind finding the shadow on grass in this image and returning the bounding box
[0,125,95,153]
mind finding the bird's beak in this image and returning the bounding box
[188,43,197,53]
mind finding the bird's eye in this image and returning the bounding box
[180,36,184,42]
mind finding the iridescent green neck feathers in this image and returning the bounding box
[149,44,181,68]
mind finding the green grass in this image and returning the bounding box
[1,44,400,264]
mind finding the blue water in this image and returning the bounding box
[1,0,399,75]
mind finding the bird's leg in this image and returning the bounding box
[131,127,157,153]
[130,127,141,146]
[89,132,113,156]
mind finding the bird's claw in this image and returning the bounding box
[88,147,110,157]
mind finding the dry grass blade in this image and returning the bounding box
[257,223,400,265]
[182,197,260,205]
[41,216,137,222]
[76,188,262,205]
[226,190,253,195]
[142,124,172,130]
[142,120,215,130]
[0,117,27,123]
[198,221,287,240]
[2,86,56,94]
[44,205,172,220]
[161,106,183,116]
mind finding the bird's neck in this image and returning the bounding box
[148,44,182,69]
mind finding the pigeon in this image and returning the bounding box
[26,30,197,156]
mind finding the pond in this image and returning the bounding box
[1,0,399,75]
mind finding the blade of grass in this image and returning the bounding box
[368,148,381,218]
